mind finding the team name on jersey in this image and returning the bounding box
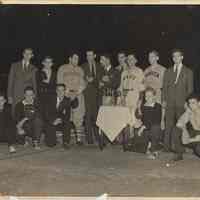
[145,71,160,78]
[123,74,136,81]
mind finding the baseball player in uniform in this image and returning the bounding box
[144,50,166,104]
[57,53,86,145]
[119,54,145,127]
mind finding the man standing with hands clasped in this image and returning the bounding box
[162,49,193,151]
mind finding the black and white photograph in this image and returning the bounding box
[0,4,200,198]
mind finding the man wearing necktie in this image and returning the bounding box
[162,49,193,151]
[82,50,104,144]
[7,48,37,116]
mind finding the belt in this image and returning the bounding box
[123,89,134,91]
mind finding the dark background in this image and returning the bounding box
[0,5,200,91]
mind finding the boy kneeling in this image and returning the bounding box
[15,86,43,150]
[171,93,200,162]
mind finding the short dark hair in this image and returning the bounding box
[172,48,184,57]
[43,56,53,62]
[24,86,35,93]
[118,51,126,56]
[186,93,200,103]
[149,50,159,57]
[56,83,66,89]
[145,87,156,96]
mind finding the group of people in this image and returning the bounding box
[0,47,199,164]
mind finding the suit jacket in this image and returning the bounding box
[101,67,121,91]
[162,65,193,108]
[7,61,37,107]
[81,62,104,115]
[36,69,57,97]
[45,96,78,125]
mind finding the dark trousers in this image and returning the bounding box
[172,126,200,158]
[123,125,161,153]
[45,121,72,147]
[144,125,162,152]
[0,124,16,146]
[18,117,43,144]
[164,105,185,149]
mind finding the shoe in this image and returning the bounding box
[33,141,41,150]
[9,146,16,153]
[76,141,84,146]
[147,153,156,160]
[24,140,29,147]
[63,143,70,150]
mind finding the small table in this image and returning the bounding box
[96,105,132,150]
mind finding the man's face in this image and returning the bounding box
[56,86,65,99]
[0,96,6,108]
[188,98,199,111]
[172,52,183,65]
[42,58,53,68]
[24,90,35,103]
[23,49,33,61]
[127,55,137,67]
[118,53,126,65]
[70,54,79,66]
[100,56,106,67]
[148,52,159,65]
[145,91,155,103]
[86,51,95,63]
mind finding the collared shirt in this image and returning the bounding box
[174,63,183,84]
[56,96,64,109]
[89,62,96,77]
[105,65,112,72]
[22,60,30,71]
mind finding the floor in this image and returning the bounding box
[0,143,199,197]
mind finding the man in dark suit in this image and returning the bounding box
[99,54,121,105]
[162,49,193,151]
[44,84,78,148]
[7,48,37,116]
[82,50,103,144]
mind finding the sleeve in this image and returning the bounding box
[78,68,86,93]
[139,70,145,92]
[32,68,38,97]
[176,110,190,129]
[14,102,24,123]
[187,69,194,96]
[57,66,64,84]
[155,103,162,124]
[162,70,168,104]
[71,97,78,109]
[7,64,15,99]
[110,70,121,90]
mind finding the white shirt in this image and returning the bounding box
[174,63,183,84]
[105,65,112,72]
[56,97,64,109]
[22,60,30,70]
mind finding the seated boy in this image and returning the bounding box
[171,93,200,162]
[44,84,78,149]
[0,91,16,153]
[15,86,43,150]
[130,87,163,159]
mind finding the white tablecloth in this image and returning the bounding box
[96,106,132,142]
